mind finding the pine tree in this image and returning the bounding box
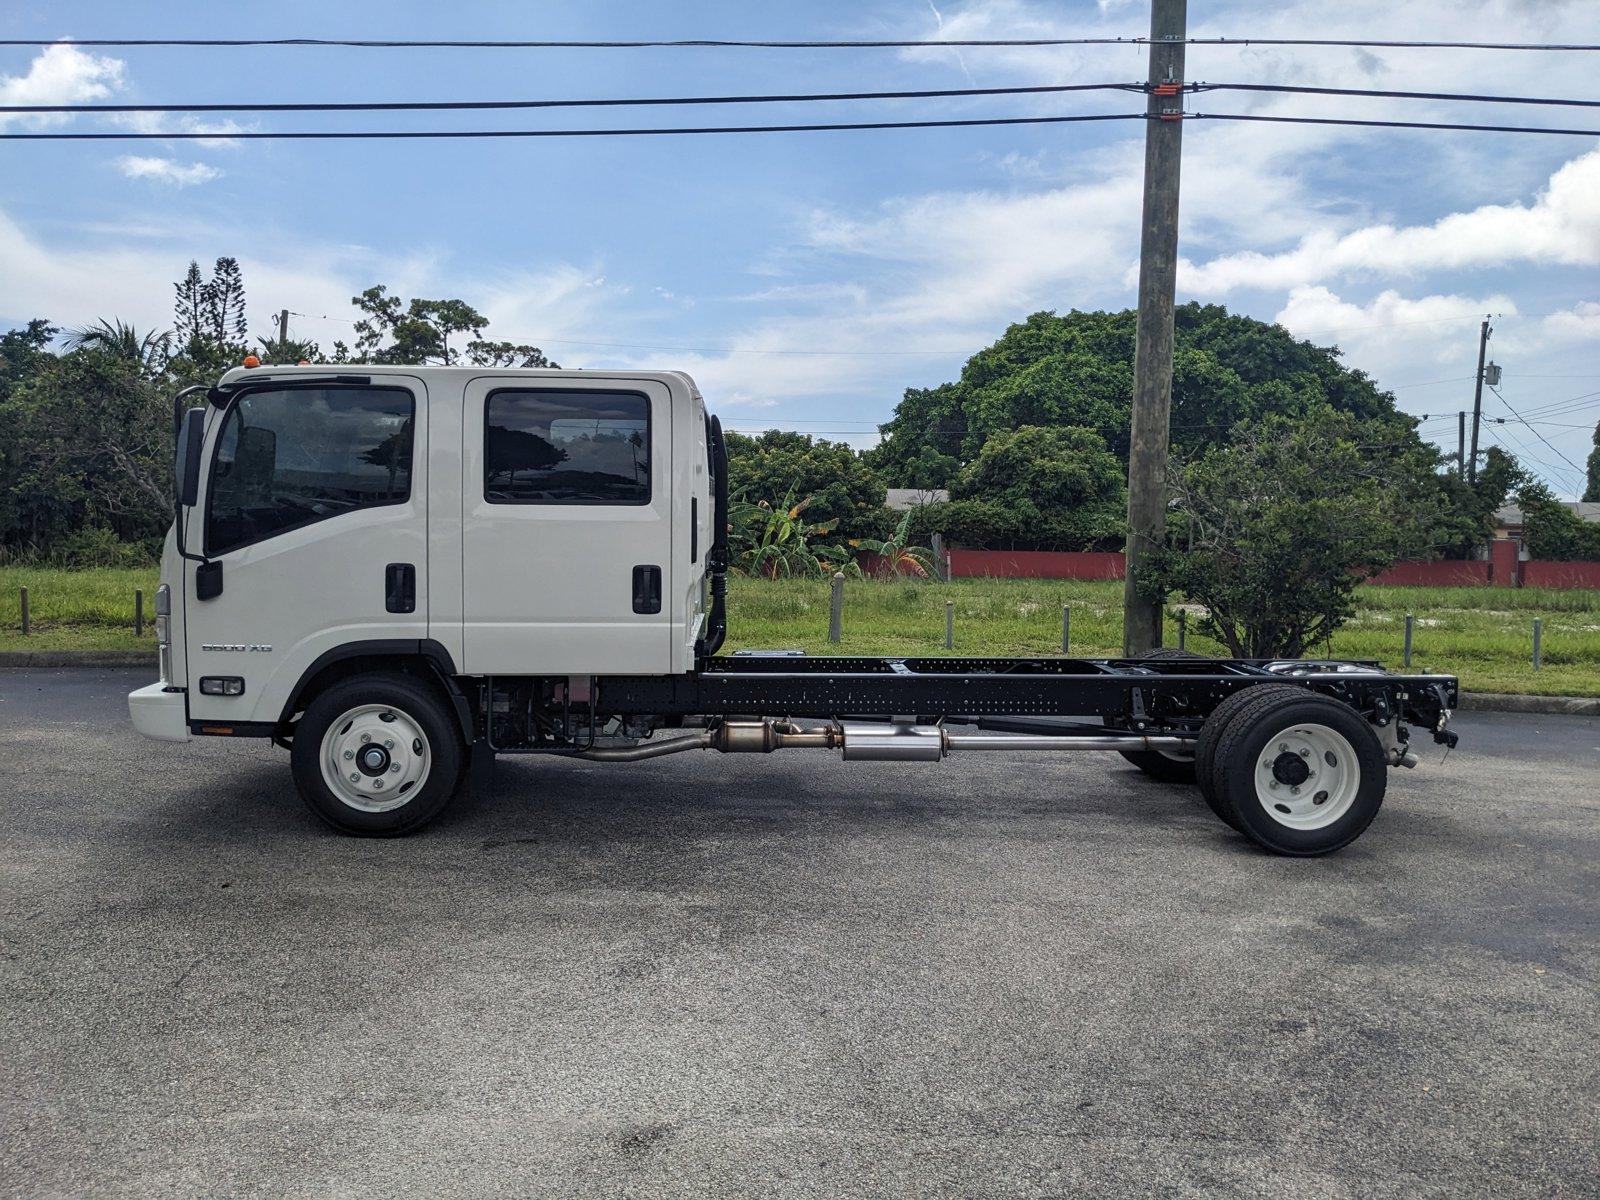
[173,261,205,346]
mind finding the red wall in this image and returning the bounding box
[1523,560,1600,590]
[1366,559,1490,587]
[947,549,1126,580]
[1488,538,1521,586]
[926,547,1599,590]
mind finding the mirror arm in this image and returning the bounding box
[172,386,211,566]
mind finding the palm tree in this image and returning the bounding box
[66,319,172,374]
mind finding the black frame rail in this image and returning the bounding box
[596,655,1458,737]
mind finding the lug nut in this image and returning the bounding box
[384,739,394,749]
[372,779,384,790]
[1291,786,1301,795]
[349,773,360,783]
[360,732,371,743]
[1279,742,1289,752]
[1299,749,1310,758]
[389,763,401,773]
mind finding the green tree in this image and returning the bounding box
[170,257,250,380]
[0,319,57,402]
[1584,420,1600,503]
[1150,409,1411,658]
[1517,481,1600,561]
[909,425,1125,551]
[0,342,173,554]
[465,339,559,368]
[873,303,1488,556]
[723,429,891,540]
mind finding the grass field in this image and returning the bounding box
[3,567,1597,697]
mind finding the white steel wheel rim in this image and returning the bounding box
[1254,723,1360,831]
[319,703,432,814]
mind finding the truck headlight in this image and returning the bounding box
[155,584,172,684]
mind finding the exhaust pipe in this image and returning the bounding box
[579,719,1196,763]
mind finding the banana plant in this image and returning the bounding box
[729,485,861,579]
[852,509,936,579]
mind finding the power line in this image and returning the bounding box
[0,81,1141,116]
[5,36,1598,50]
[0,112,1144,141]
[8,81,1598,117]
[1189,112,1600,136]
[1203,82,1600,108]
[1489,384,1591,480]
[7,110,1597,141]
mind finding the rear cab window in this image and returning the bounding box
[484,389,650,505]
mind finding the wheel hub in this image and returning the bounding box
[319,704,431,813]
[1271,751,1310,786]
[357,744,391,776]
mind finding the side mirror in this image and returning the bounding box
[177,407,206,508]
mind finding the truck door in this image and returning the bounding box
[184,378,429,724]
[461,376,672,675]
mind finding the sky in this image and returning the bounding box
[1,0,1597,495]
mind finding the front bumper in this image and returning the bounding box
[128,683,190,742]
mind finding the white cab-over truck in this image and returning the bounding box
[129,365,1459,855]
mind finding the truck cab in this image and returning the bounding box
[130,364,714,741]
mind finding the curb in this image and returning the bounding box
[0,650,153,668]
[1456,691,1600,717]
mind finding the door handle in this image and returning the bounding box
[385,563,416,613]
[195,560,223,601]
[632,565,662,615]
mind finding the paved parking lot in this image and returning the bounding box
[2,668,1597,1197]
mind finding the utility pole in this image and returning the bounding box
[1458,411,1467,476]
[1122,0,1187,655]
[1467,315,1491,484]
[277,308,290,346]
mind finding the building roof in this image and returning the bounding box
[1496,501,1600,525]
[885,488,949,511]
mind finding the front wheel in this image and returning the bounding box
[290,672,466,836]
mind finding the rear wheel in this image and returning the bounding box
[290,672,466,836]
[1195,684,1305,830]
[1210,691,1387,856]
[1119,648,1207,784]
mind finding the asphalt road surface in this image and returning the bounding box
[2,668,1597,1198]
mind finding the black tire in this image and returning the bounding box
[1210,691,1387,856]
[1119,648,1208,783]
[1195,684,1306,830]
[290,672,467,836]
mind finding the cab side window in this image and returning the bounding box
[485,389,650,505]
[207,386,414,555]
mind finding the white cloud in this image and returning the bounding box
[1538,300,1600,347]
[0,43,125,128]
[1181,148,1600,293]
[1272,285,1516,378]
[116,156,222,188]
[110,112,249,150]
